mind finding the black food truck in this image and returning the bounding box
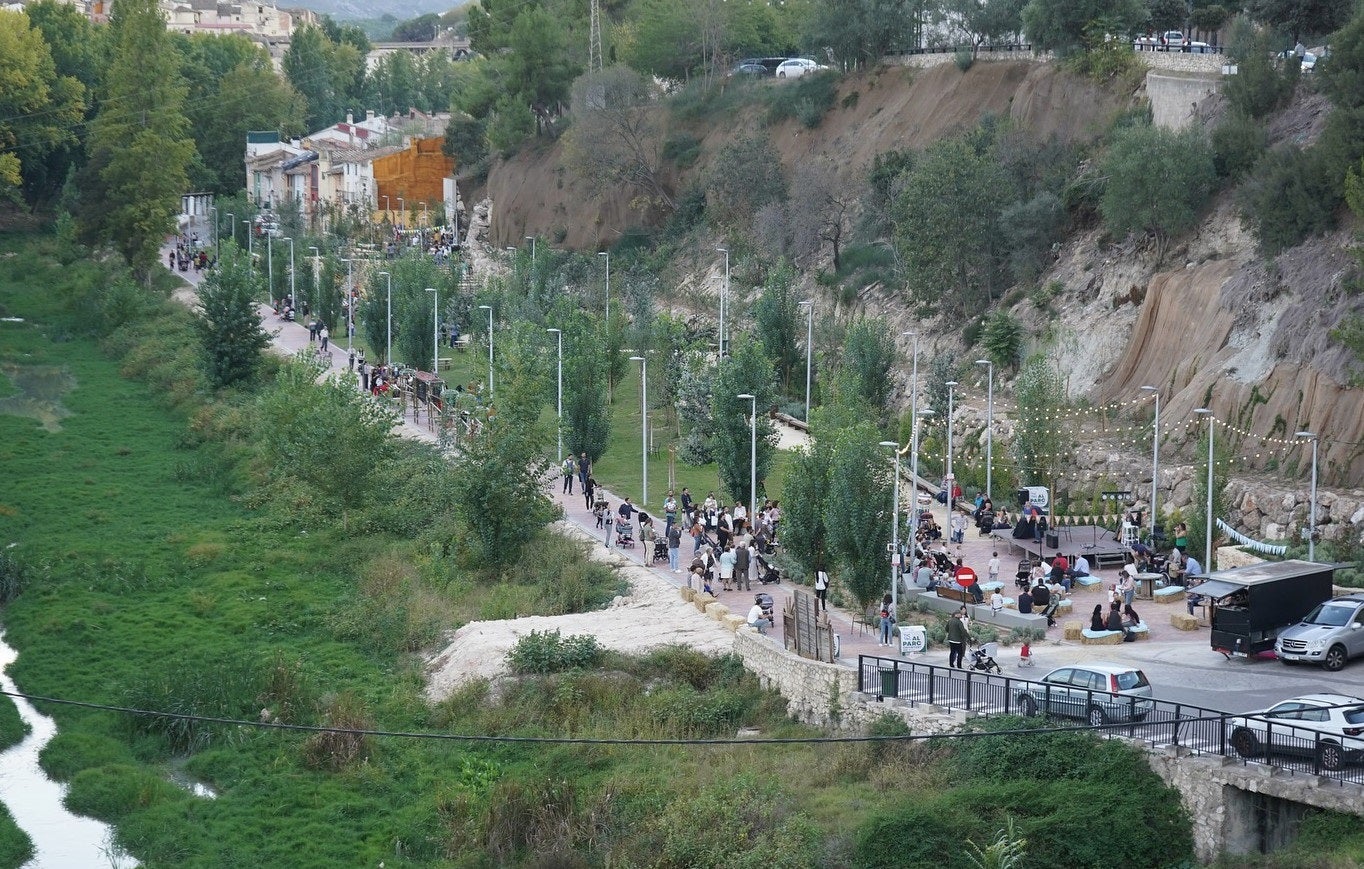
[1190,559,1336,658]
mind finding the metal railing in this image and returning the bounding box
[857,654,1364,785]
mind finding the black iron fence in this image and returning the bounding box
[857,654,1364,786]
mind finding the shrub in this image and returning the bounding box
[980,311,1025,368]
[765,72,837,128]
[1212,113,1268,181]
[0,551,28,606]
[329,555,453,655]
[1100,124,1215,261]
[955,49,974,71]
[1238,145,1339,255]
[662,131,702,168]
[506,630,603,675]
[123,656,260,753]
[654,775,821,868]
[1000,192,1066,283]
[301,691,373,771]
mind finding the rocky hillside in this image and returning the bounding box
[476,56,1364,535]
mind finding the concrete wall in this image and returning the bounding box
[1148,71,1222,130]
[1144,746,1364,862]
[892,48,1224,74]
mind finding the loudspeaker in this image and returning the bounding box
[1045,532,1059,550]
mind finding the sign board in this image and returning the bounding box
[897,625,927,656]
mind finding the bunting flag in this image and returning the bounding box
[1216,518,1288,556]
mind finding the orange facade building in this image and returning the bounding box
[372,137,454,219]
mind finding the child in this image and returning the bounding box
[988,551,1000,584]
[990,589,1004,615]
[702,572,714,596]
[594,503,606,529]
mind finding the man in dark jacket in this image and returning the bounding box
[734,541,751,591]
[946,608,970,668]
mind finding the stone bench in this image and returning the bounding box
[1170,612,1200,631]
[1082,629,1124,645]
[1153,586,1186,604]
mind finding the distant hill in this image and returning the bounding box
[286,0,462,22]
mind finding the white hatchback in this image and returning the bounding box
[775,58,825,78]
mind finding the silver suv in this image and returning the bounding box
[1275,595,1364,672]
[1015,663,1153,726]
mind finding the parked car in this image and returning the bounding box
[1275,594,1364,671]
[775,58,826,78]
[1226,693,1364,771]
[1014,663,1154,726]
[731,61,769,76]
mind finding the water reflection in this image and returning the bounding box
[0,633,137,868]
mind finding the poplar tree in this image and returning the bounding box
[82,0,195,276]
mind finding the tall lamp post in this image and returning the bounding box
[307,245,319,321]
[398,197,405,227]
[377,271,392,365]
[209,206,218,256]
[800,299,814,421]
[1194,408,1214,570]
[266,234,274,308]
[1140,385,1161,542]
[479,304,494,396]
[945,380,958,502]
[341,257,354,354]
[631,355,648,505]
[382,195,390,223]
[598,251,610,324]
[716,247,730,358]
[547,328,563,463]
[226,212,235,246]
[525,235,536,267]
[912,409,935,526]
[1295,431,1319,562]
[880,440,902,608]
[737,393,757,526]
[906,330,919,491]
[283,237,295,312]
[243,220,253,284]
[975,359,993,501]
[425,288,439,375]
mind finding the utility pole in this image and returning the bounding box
[588,0,604,73]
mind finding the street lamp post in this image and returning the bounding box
[284,237,295,313]
[378,271,392,365]
[1194,408,1214,570]
[425,288,439,375]
[912,409,935,527]
[880,440,901,609]
[631,355,648,505]
[716,247,729,357]
[598,252,610,324]
[945,380,958,501]
[1295,431,1319,562]
[226,212,235,246]
[548,328,563,463]
[383,195,390,222]
[479,304,494,396]
[398,197,405,227]
[1140,386,1161,542]
[343,257,354,354]
[307,246,319,321]
[975,359,993,501]
[906,330,919,489]
[209,206,218,256]
[525,236,536,267]
[800,299,814,421]
[243,220,253,284]
[266,234,274,308]
[737,393,757,527]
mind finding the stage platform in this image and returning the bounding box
[988,526,1130,568]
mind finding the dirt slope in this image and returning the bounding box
[484,60,1127,250]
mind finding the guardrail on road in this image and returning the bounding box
[857,654,1364,786]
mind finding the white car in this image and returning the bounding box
[775,58,825,79]
[1227,693,1364,771]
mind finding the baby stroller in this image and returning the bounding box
[755,592,775,622]
[756,553,782,585]
[1014,559,1034,592]
[652,537,668,564]
[970,642,1001,674]
[615,521,635,548]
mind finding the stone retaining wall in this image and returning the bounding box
[732,627,866,728]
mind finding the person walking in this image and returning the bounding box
[561,455,576,494]
[583,475,596,511]
[947,607,970,668]
[577,452,590,494]
[878,593,896,646]
[813,567,829,615]
[319,325,330,352]
[667,521,682,572]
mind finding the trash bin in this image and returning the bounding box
[879,665,898,699]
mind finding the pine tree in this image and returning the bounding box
[196,242,269,389]
[82,0,195,276]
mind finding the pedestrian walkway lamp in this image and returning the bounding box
[1295,430,1318,561]
[906,330,920,491]
[479,304,494,396]
[209,206,218,255]
[547,328,563,463]
[307,245,319,320]
[525,236,536,268]
[283,237,294,312]
[243,220,253,285]
[266,234,274,308]
[717,247,730,358]
[383,195,390,222]
[226,212,235,247]
[598,252,610,325]
[945,380,958,500]
[1140,385,1160,542]
[632,355,648,505]
[737,393,757,528]
[342,258,354,354]
[377,271,392,366]
[1194,408,1214,569]
[881,440,901,610]
[800,299,814,420]
[426,288,439,375]
[912,408,935,523]
[975,359,993,501]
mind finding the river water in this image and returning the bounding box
[0,633,137,868]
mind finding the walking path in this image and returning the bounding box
[166,238,1206,679]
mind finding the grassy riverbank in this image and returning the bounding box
[0,696,32,867]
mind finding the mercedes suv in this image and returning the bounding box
[1275,594,1364,671]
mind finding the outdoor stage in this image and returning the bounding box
[988,525,1130,568]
